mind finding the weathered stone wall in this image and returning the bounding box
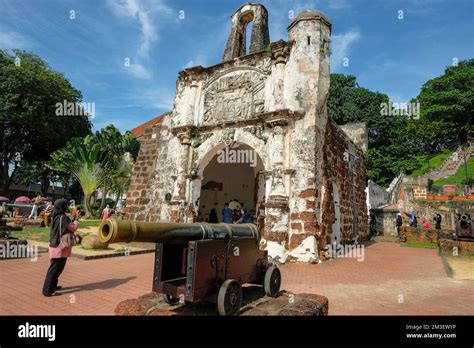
[400,226,439,243]
[372,208,399,236]
[321,119,368,245]
[123,5,368,263]
[438,238,474,256]
[123,116,179,222]
[366,180,390,211]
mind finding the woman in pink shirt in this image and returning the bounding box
[102,205,110,221]
[42,199,79,297]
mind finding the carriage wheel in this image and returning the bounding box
[163,294,180,305]
[264,265,281,297]
[217,279,242,316]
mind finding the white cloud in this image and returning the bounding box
[107,0,172,57]
[127,62,152,79]
[331,28,361,68]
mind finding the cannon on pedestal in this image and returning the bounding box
[455,214,473,240]
[98,218,281,315]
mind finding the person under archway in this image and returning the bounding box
[221,203,233,224]
[208,208,218,223]
[235,208,252,224]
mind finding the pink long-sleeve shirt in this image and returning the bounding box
[48,220,79,259]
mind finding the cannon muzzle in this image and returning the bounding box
[98,218,260,244]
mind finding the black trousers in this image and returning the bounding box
[42,257,67,296]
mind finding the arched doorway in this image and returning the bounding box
[197,143,265,223]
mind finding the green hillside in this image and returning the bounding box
[411,148,454,177]
[435,156,474,191]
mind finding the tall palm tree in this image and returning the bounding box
[50,137,105,218]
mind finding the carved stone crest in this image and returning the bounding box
[203,70,266,125]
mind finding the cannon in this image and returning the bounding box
[99,218,281,315]
[455,214,473,240]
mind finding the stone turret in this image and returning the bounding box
[222,3,270,61]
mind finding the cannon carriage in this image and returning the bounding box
[99,218,281,315]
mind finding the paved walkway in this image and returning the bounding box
[0,242,472,315]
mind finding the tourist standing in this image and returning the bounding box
[101,205,110,221]
[28,193,43,219]
[44,202,53,227]
[409,210,418,228]
[434,213,442,230]
[42,199,79,296]
[422,217,430,229]
[222,203,233,223]
[396,213,403,236]
[208,208,218,223]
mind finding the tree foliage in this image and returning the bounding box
[329,61,473,187]
[415,59,473,146]
[0,49,92,194]
[328,74,411,186]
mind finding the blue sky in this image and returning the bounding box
[1,0,473,132]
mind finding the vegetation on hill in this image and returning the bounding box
[410,148,454,177]
[329,58,473,187]
[434,156,474,191]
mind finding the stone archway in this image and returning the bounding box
[192,142,265,223]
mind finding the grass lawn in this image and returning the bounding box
[434,156,474,190]
[10,219,102,243]
[411,148,454,177]
[402,241,438,249]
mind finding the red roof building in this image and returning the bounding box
[130,112,168,140]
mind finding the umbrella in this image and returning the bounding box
[14,196,31,204]
[0,196,9,203]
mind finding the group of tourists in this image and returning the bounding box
[395,210,443,236]
[207,202,253,224]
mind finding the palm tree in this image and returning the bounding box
[91,125,139,210]
[49,137,105,218]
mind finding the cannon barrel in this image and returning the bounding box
[98,218,260,244]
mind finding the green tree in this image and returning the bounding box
[328,73,413,186]
[90,125,140,210]
[0,49,92,195]
[416,59,474,146]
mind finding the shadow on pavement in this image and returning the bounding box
[57,276,137,294]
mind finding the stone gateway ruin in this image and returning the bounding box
[124,3,369,263]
